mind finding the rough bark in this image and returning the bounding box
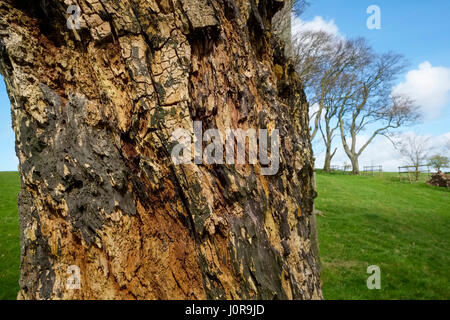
[0,0,321,300]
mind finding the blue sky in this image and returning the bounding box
[301,0,450,67]
[0,79,17,171]
[0,0,449,170]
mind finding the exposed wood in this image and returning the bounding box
[0,0,321,299]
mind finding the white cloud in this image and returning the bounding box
[291,15,342,39]
[393,61,450,119]
[313,132,450,172]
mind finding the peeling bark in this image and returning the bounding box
[0,0,322,299]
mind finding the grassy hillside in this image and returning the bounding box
[316,171,450,299]
[0,172,20,300]
[0,171,448,299]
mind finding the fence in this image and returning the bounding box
[398,165,430,183]
[330,164,352,173]
[363,165,383,176]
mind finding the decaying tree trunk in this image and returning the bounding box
[0,0,322,299]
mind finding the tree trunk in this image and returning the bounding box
[0,0,321,300]
[323,152,331,172]
[350,156,360,175]
[323,146,334,172]
[415,166,420,181]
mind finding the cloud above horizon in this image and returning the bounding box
[393,61,450,119]
[291,15,342,39]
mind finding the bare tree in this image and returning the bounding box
[318,50,369,172]
[293,32,353,142]
[318,76,351,172]
[293,34,403,172]
[318,107,338,171]
[292,30,336,89]
[338,52,420,174]
[290,14,419,175]
[292,32,371,169]
[428,154,450,172]
[395,135,431,180]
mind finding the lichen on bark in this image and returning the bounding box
[0,0,322,299]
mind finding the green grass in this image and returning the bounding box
[0,172,20,300]
[0,171,448,299]
[316,171,450,299]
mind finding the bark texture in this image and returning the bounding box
[0,0,321,299]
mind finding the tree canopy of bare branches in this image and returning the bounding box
[292,27,420,173]
[337,51,420,174]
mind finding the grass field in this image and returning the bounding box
[0,171,448,299]
[0,172,20,300]
[316,171,450,299]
